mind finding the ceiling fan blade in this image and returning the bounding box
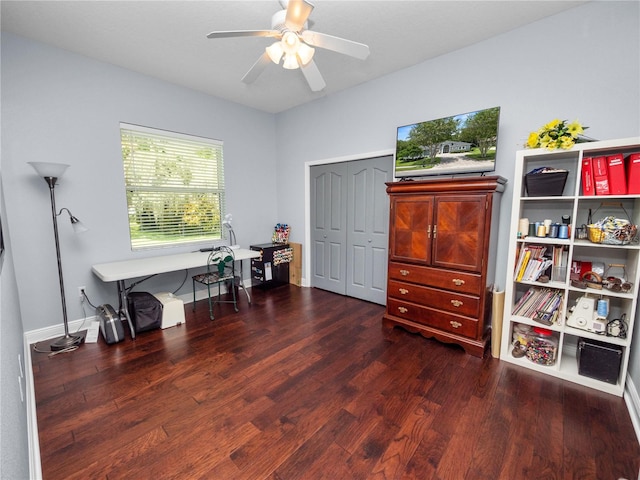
[300,59,326,92]
[207,30,279,39]
[285,0,314,32]
[241,52,272,84]
[301,31,370,60]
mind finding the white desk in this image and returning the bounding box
[92,248,259,337]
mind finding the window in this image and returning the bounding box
[120,123,225,250]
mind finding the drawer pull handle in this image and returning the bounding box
[452,278,465,286]
[450,300,463,307]
[398,306,408,314]
[450,321,462,329]
[399,288,409,295]
[400,269,410,276]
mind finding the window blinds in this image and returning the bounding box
[120,123,225,250]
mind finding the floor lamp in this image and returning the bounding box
[29,162,88,351]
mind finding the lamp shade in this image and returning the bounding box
[70,216,89,234]
[282,53,299,70]
[297,43,315,66]
[28,162,69,179]
[266,42,284,64]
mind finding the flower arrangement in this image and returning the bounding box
[526,119,587,150]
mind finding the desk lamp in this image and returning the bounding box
[29,162,88,351]
[222,213,239,249]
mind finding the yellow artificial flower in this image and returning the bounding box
[539,134,552,148]
[560,136,575,149]
[543,119,562,131]
[566,120,584,137]
[525,118,588,150]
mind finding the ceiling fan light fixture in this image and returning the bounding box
[282,31,299,51]
[297,42,315,66]
[266,41,284,64]
[282,53,299,70]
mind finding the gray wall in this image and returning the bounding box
[1,1,639,477]
[0,182,30,480]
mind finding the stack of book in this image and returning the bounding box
[512,287,564,325]
[514,245,552,282]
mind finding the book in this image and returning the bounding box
[592,156,610,195]
[516,250,531,281]
[628,153,640,194]
[581,157,595,196]
[606,154,627,195]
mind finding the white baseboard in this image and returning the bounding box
[625,374,640,446]
[24,338,42,480]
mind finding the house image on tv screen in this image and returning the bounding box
[439,141,472,154]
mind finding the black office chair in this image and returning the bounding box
[192,246,238,320]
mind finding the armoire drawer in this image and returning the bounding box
[388,261,481,295]
[387,279,480,317]
[386,298,478,338]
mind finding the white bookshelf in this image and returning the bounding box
[500,137,640,396]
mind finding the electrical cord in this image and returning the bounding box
[32,342,79,357]
[172,269,189,295]
[81,289,99,310]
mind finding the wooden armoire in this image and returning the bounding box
[383,176,506,356]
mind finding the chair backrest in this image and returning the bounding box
[207,246,235,277]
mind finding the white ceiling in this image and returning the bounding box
[1,0,587,114]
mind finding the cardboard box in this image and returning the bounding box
[289,242,302,286]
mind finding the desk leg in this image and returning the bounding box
[237,258,251,304]
[117,280,136,339]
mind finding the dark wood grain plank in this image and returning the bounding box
[30,285,640,480]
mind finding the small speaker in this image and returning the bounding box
[577,337,622,385]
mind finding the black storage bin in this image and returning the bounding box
[577,337,622,384]
[525,171,568,196]
[127,292,162,333]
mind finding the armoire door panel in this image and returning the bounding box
[433,195,485,272]
[389,196,433,264]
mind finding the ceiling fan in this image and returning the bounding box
[206,0,370,92]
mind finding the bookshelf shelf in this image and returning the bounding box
[500,137,640,396]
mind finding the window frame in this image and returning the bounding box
[120,123,225,251]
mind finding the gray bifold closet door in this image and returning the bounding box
[310,155,393,304]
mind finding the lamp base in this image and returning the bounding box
[49,332,84,351]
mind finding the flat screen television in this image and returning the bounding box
[394,106,500,179]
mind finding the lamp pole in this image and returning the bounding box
[46,175,82,350]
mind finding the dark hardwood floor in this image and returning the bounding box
[32,286,640,479]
